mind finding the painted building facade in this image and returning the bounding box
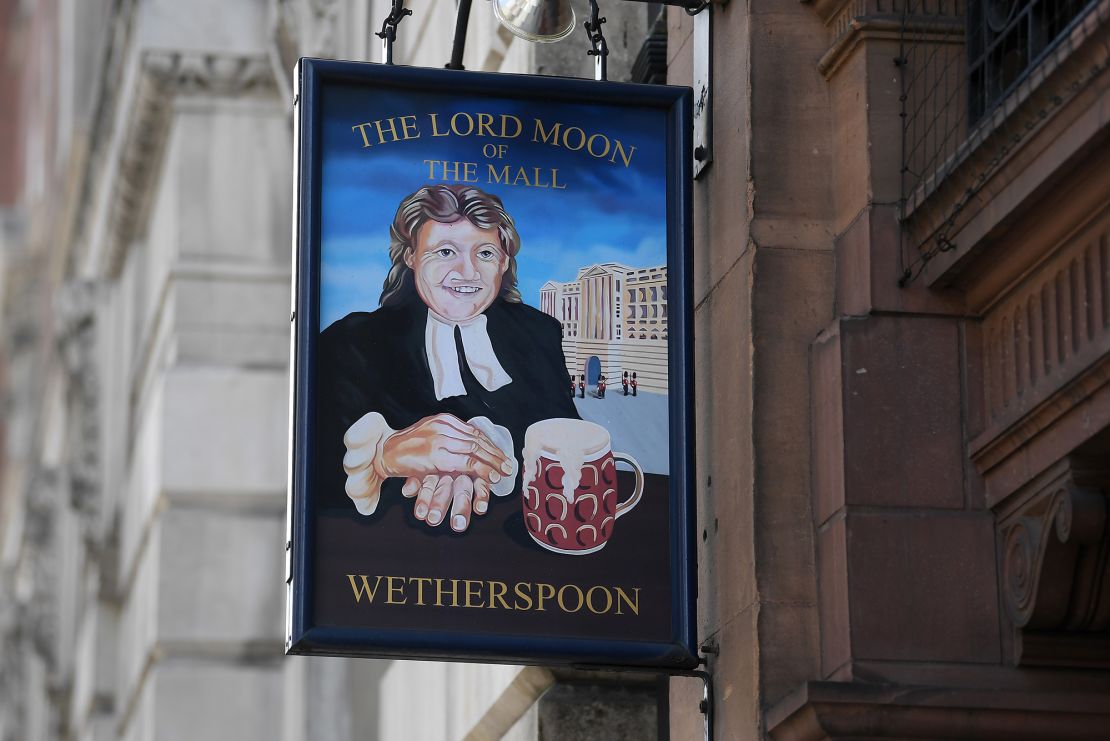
[541,262,668,392]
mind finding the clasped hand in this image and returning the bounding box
[342,413,515,533]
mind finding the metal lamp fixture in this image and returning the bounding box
[377,0,711,79]
[493,0,576,43]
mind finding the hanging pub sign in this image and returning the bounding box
[286,58,696,669]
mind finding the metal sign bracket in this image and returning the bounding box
[692,4,713,178]
[571,639,719,741]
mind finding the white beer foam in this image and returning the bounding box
[523,419,610,504]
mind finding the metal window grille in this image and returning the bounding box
[968,0,1092,123]
[897,0,1108,284]
[631,4,668,84]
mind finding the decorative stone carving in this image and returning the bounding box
[103,49,279,277]
[269,0,342,73]
[24,466,61,667]
[970,207,1110,507]
[767,681,1110,740]
[977,217,1110,438]
[56,281,100,520]
[997,457,1110,667]
[803,0,965,79]
[143,50,278,97]
[0,586,27,741]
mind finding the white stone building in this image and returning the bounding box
[540,262,668,393]
[0,1,665,740]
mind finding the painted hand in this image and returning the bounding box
[341,412,514,528]
[379,413,514,484]
[400,474,492,532]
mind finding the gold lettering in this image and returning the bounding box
[531,167,549,188]
[533,119,561,145]
[488,164,511,184]
[557,584,585,613]
[428,113,450,137]
[611,140,637,168]
[614,587,640,615]
[351,123,374,148]
[476,112,496,138]
[385,576,406,605]
[442,161,463,181]
[423,159,478,182]
[463,579,485,608]
[551,168,567,190]
[410,577,432,606]
[372,117,400,145]
[513,582,534,610]
[347,574,383,603]
[536,583,555,611]
[400,115,421,140]
[562,126,586,151]
[488,581,511,609]
[436,578,460,607]
[450,112,475,137]
[587,133,611,159]
[512,167,531,187]
[500,114,523,138]
[348,574,639,614]
[586,586,613,614]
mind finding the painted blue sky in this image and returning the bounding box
[318,82,668,328]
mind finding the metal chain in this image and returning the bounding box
[375,0,413,65]
[584,0,609,81]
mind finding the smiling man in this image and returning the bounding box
[316,184,579,533]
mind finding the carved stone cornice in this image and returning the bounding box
[767,681,1110,740]
[805,0,859,25]
[142,50,278,98]
[24,466,62,668]
[969,201,1110,506]
[102,50,278,278]
[0,591,28,741]
[997,457,1110,667]
[56,281,101,521]
[803,0,965,79]
[269,0,341,73]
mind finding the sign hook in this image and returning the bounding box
[375,0,413,65]
[583,0,609,81]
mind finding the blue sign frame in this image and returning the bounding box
[287,58,696,669]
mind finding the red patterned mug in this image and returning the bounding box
[521,419,644,555]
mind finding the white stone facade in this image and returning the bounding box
[0,1,656,740]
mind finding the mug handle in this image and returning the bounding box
[612,452,644,519]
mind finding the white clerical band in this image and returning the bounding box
[342,412,518,516]
[425,313,513,401]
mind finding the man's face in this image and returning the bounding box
[406,218,508,322]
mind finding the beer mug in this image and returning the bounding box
[521,419,644,555]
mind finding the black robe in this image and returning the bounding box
[315,296,580,512]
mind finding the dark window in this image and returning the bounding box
[967,0,1092,123]
[631,5,668,85]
